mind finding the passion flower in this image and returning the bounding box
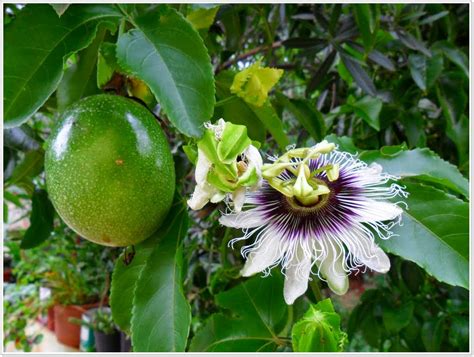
[219,141,407,304]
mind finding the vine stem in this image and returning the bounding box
[216,41,283,73]
[215,96,238,107]
[310,279,324,301]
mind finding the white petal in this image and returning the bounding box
[283,250,312,305]
[187,184,213,210]
[315,240,349,295]
[244,145,263,173]
[219,209,266,229]
[210,191,226,203]
[195,149,211,185]
[349,230,391,273]
[232,187,246,212]
[356,200,402,223]
[240,235,282,277]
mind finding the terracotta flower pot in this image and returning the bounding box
[47,306,55,332]
[53,303,98,348]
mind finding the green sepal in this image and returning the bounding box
[217,122,251,164]
[207,170,237,192]
[291,299,347,352]
[182,144,198,165]
[237,166,259,187]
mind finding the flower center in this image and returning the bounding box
[285,177,331,210]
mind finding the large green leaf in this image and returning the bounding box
[379,182,469,289]
[116,5,215,137]
[56,27,105,110]
[131,202,190,352]
[190,273,288,352]
[360,147,469,198]
[4,4,121,127]
[20,190,55,249]
[110,232,160,334]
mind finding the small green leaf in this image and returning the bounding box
[292,299,346,352]
[190,273,287,352]
[380,182,469,289]
[20,190,55,249]
[97,42,119,88]
[432,41,468,78]
[350,96,383,131]
[57,27,105,110]
[353,4,375,52]
[6,150,45,191]
[131,202,191,352]
[382,301,414,333]
[339,51,377,96]
[4,4,121,127]
[186,6,219,30]
[421,317,446,352]
[395,29,431,57]
[408,53,444,91]
[116,5,215,137]
[360,147,469,198]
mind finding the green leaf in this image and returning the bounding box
[379,182,469,289]
[339,51,377,96]
[97,42,118,88]
[50,4,70,16]
[186,6,219,30]
[292,299,346,352]
[131,202,191,352]
[436,73,468,165]
[4,4,121,128]
[408,53,444,91]
[382,301,414,333]
[20,190,55,249]
[395,29,431,57]
[56,27,105,110]
[249,102,289,149]
[116,5,215,137]
[324,134,359,154]
[360,147,469,198]
[349,96,383,131]
[6,150,45,191]
[421,317,446,352]
[110,232,160,334]
[432,41,468,78]
[276,93,326,141]
[306,50,337,95]
[353,5,375,52]
[190,273,288,352]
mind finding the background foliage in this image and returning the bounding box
[3,3,469,352]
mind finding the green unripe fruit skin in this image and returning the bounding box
[45,94,175,247]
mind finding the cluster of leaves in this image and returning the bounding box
[347,258,469,352]
[3,3,469,353]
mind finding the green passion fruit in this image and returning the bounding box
[45,94,175,247]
